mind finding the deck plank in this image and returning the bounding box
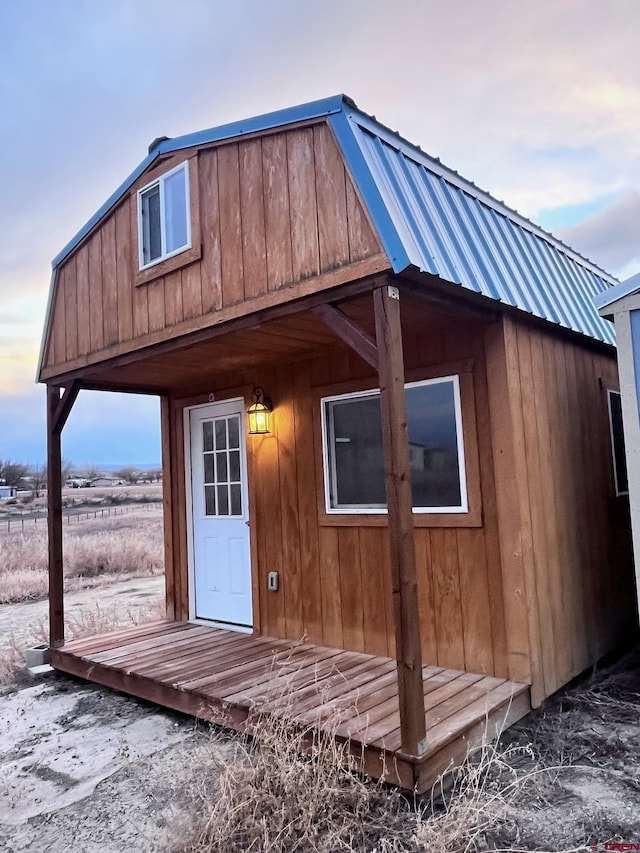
[220,649,357,704]
[180,644,336,692]
[336,669,475,740]
[137,636,283,680]
[379,677,516,752]
[167,640,291,687]
[199,647,348,699]
[424,682,530,754]
[222,649,368,706]
[87,625,213,664]
[60,620,179,654]
[286,658,399,719]
[367,674,492,750]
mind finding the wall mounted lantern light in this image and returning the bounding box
[247,387,273,435]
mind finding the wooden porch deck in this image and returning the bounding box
[50,621,531,792]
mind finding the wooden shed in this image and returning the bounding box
[597,270,640,619]
[39,95,636,791]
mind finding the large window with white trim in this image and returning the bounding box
[322,376,468,513]
[137,162,190,269]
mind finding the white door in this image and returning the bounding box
[188,400,252,628]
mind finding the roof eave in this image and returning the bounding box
[595,270,640,318]
[36,267,58,382]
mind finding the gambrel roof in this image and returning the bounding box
[51,94,618,348]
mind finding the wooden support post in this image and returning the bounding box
[373,282,427,757]
[47,386,64,648]
[160,394,176,621]
[47,381,81,649]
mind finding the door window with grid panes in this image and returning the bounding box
[202,414,243,516]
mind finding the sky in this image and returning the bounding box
[1,0,639,467]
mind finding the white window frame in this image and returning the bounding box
[321,375,468,515]
[137,161,191,270]
[607,389,629,497]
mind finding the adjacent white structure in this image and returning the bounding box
[596,270,640,618]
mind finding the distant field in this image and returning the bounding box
[0,508,164,605]
[0,483,163,522]
[58,483,163,501]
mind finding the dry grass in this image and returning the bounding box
[64,599,166,638]
[173,680,561,853]
[0,599,165,687]
[0,513,164,604]
[0,509,165,685]
[176,711,408,852]
[0,630,46,686]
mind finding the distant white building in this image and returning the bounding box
[0,485,16,498]
[65,478,90,489]
[90,476,123,487]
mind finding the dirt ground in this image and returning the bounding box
[1,577,640,851]
[0,577,223,852]
[0,676,224,852]
[0,576,164,654]
[489,647,640,850]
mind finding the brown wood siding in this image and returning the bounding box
[42,122,384,375]
[169,306,510,679]
[165,305,632,700]
[503,319,635,698]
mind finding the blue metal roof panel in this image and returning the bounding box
[328,111,410,271]
[332,106,617,346]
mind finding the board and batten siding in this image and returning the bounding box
[486,316,635,704]
[160,304,634,705]
[42,122,386,376]
[165,308,512,684]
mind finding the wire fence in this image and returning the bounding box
[0,502,163,534]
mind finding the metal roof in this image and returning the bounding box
[329,105,618,346]
[52,94,618,346]
[595,270,640,315]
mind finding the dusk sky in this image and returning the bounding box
[1,0,639,467]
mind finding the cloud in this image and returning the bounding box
[557,192,640,279]
[1,0,639,461]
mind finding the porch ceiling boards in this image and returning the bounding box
[50,621,531,792]
[67,286,492,395]
[70,310,343,392]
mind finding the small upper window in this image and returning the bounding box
[607,389,628,496]
[137,162,190,269]
[322,376,468,514]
